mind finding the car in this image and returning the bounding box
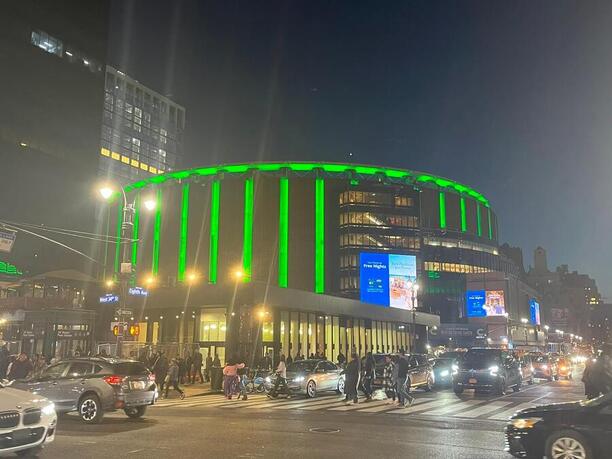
[519,355,535,385]
[531,355,558,381]
[285,359,345,398]
[505,392,612,459]
[0,380,57,456]
[372,353,434,391]
[432,358,456,387]
[13,357,157,424]
[453,348,522,395]
[556,357,573,380]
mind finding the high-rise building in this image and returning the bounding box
[0,0,110,276]
[99,66,185,184]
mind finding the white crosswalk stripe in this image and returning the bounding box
[489,402,535,420]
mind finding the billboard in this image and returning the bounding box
[466,290,506,317]
[529,299,541,325]
[359,253,417,309]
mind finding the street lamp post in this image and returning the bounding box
[520,317,529,347]
[408,282,419,353]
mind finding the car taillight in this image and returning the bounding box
[103,375,124,386]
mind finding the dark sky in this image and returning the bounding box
[109,0,612,298]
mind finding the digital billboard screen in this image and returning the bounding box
[530,299,541,325]
[466,290,506,317]
[359,253,417,310]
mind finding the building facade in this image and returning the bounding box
[97,162,515,361]
[99,66,185,184]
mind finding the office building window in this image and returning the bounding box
[339,211,418,228]
[31,30,63,57]
[339,233,420,249]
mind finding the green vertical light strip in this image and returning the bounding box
[278,178,289,288]
[114,201,123,279]
[460,197,467,232]
[242,177,254,282]
[487,207,493,239]
[315,178,325,293]
[476,204,482,237]
[152,188,162,276]
[208,180,220,284]
[177,182,190,282]
[438,191,446,229]
[131,194,140,268]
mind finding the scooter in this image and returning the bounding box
[265,373,291,399]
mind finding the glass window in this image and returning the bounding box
[290,312,299,359]
[68,362,93,377]
[31,30,63,57]
[280,311,289,358]
[199,308,226,342]
[299,313,308,358]
[41,362,69,379]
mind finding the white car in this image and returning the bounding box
[0,380,57,456]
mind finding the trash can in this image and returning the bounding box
[211,366,223,391]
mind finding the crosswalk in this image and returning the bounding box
[151,392,551,421]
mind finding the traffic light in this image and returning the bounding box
[129,324,140,336]
[112,325,120,336]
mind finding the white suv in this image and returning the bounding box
[0,380,57,456]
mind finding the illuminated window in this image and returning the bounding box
[423,261,490,274]
[394,196,414,207]
[31,30,63,57]
[140,163,149,171]
[100,148,110,157]
[111,152,120,160]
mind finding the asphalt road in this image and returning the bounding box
[30,376,586,459]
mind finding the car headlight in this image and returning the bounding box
[42,403,55,416]
[265,376,271,383]
[440,370,449,377]
[451,364,459,375]
[510,417,542,429]
[295,376,304,382]
[489,365,499,376]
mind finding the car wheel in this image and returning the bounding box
[453,386,463,395]
[78,394,103,424]
[546,430,592,459]
[497,379,507,395]
[306,380,317,398]
[336,377,345,394]
[124,405,147,418]
[16,446,43,457]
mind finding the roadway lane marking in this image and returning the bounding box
[271,396,342,410]
[387,398,461,415]
[529,392,553,404]
[452,401,513,418]
[298,399,351,411]
[426,400,483,416]
[357,401,406,413]
[328,400,390,411]
[489,402,534,420]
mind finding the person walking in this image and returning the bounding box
[192,350,204,384]
[8,352,33,380]
[184,353,193,384]
[164,358,185,399]
[213,353,221,367]
[223,356,245,400]
[153,352,169,395]
[205,352,213,382]
[582,358,599,399]
[344,352,361,404]
[286,353,293,365]
[362,352,376,401]
[0,345,9,379]
[396,355,414,407]
[383,355,397,404]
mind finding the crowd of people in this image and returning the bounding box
[0,346,49,381]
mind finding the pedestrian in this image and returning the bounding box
[337,351,346,367]
[164,358,185,399]
[344,352,361,404]
[396,355,414,407]
[383,355,397,404]
[185,353,193,384]
[362,352,376,401]
[8,352,33,380]
[309,353,316,360]
[582,358,599,399]
[270,354,290,397]
[213,353,221,367]
[223,356,245,400]
[0,345,10,379]
[286,352,293,365]
[205,352,213,382]
[192,350,204,384]
[153,352,169,395]
[295,352,303,362]
[237,357,249,401]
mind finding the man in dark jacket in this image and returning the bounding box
[0,346,9,379]
[396,355,414,407]
[8,353,33,380]
[344,352,361,404]
[362,352,376,401]
[337,351,346,367]
[153,352,169,394]
[192,350,203,384]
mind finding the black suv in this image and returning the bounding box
[453,348,522,395]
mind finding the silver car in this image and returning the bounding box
[14,357,156,424]
[286,359,345,398]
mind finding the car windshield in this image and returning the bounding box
[113,362,150,375]
[287,361,318,373]
[463,350,501,369]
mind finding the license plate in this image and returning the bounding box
[130,381,146,390]
[468,378,477,384]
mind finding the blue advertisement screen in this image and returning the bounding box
[359,253,417,309]
[530,299,541,325]
[466,290,486,317]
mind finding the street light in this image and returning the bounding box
[233,269,244,280]
[187,271,199,284]
[105,279,114,288]
[521,318,528,324]
[99,186,114,200]
[544,325,550,331]
[143,198,157,211]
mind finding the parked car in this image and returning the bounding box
[432,358,456,387]
[453,348,522,395]
[531,354,558,381]
[285,359,345,398]
[12,357,157,424]
[505,393,612,458]
[556,357,573,380]
[0,380,57,456]
[519,354,535,385]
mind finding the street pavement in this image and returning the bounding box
[36,376,586,459]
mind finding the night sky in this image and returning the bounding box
[109,0,612,297]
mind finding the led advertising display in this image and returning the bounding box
[359,253,417,309]
[530,299,541,325]
[466,290,506,317]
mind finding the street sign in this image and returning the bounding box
[0,230,16,253]
[128,286,148,296]
[100,294,119,304]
